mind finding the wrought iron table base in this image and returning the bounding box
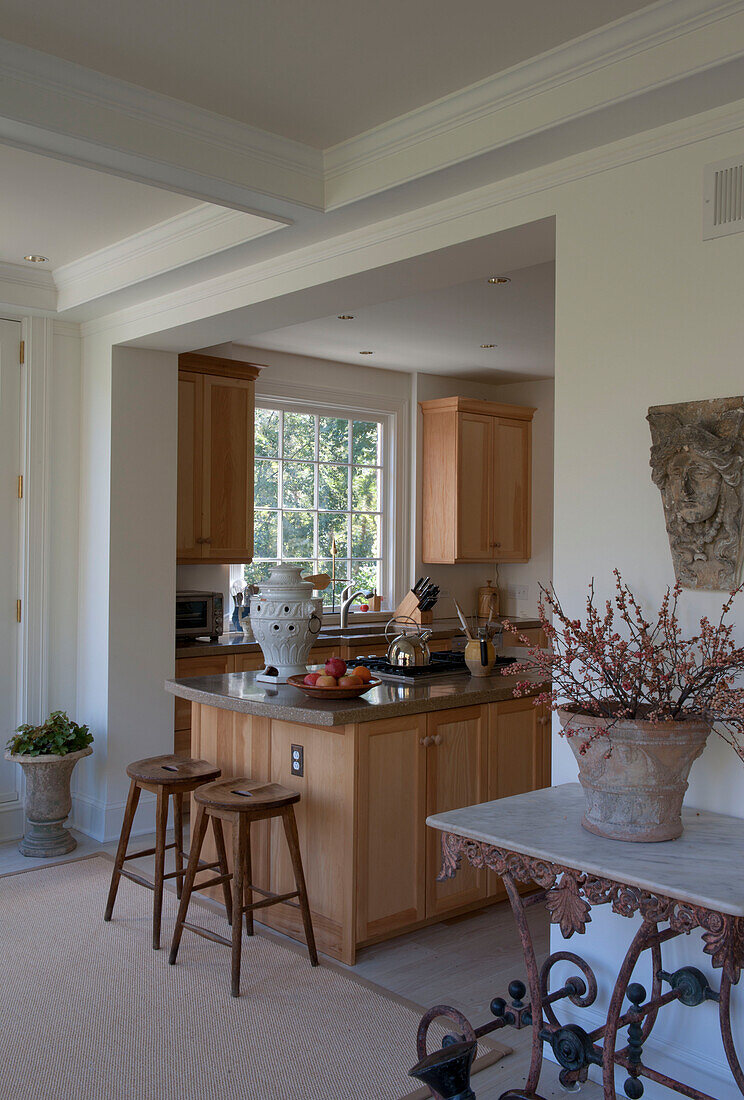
[411,833,744,1100]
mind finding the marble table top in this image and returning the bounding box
[427,783,744,917]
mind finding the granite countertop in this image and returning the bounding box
[165,653,545,727]
[427,783,744,917]
[175,616,542,658]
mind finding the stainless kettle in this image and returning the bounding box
[385,617,432,667]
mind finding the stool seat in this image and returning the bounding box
[195,777,300,812]
[126,755,220,786]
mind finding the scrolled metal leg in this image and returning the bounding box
[502,873,547,1096]
[719,970,744,1094]
[602,921,659,1097]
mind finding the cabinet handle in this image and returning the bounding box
[431,734,442,745]
[491,541,501,548]
[420,736,433,747]
[196,537,212,544]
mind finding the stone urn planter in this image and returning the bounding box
[558,707,710,842]
[4,745,93,857]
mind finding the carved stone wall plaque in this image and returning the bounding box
[648,397,744,590]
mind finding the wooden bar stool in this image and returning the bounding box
[169,777,318,996]
[104,754,228,950]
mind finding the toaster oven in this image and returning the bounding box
[175,590,224,641]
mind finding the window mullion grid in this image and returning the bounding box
[277,409,284,564]
[313,414,319,574]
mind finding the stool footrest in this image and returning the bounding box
[123,842,177,861]
[242,889,299,914]
[163,859,220,882]
[191,873,232,892]
[180,921,232,948]
[120,868,155,891]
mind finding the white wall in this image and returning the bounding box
[544,125,744,1098]
[74,340,178,840]
[413,372,554,622]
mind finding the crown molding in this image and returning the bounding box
[80,94,744,345]
[324,0,744,205]
[0,261,56,312]
[0,36,324,215]
[54,203,284,312]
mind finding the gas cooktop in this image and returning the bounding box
[345,650,516,684]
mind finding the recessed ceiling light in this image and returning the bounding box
[337,314,354,320]
[24,254,48,263]
[359,350,374,355]
[480,344,498,349]
[487,276,510,285]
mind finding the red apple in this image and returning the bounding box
[325,657,347,679]
[338,675,360,687]
[315,674,337,687]
[303,672,321,686]
[360,603,370,612]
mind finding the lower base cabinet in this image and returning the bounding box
[187,690,549,964]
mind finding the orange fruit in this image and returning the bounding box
[351,665,372,682]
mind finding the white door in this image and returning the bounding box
[0,319,22,806]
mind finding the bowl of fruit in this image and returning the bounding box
[288,658,381,699]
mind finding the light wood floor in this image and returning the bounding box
[0,829,602,1098]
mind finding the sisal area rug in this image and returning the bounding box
[0,855,510,1100]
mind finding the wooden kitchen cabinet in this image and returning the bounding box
[486,698,551,899]
[425,705,489,917]
[177,353,262,564]
[420,396,534,564]
[173,653,234,755]
[356,715,428,943]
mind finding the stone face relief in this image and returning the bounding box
[647,397,744,590]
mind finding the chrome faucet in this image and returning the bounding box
[340,584,365,628]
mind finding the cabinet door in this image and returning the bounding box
[426,706,488,917]
[357,715,428,942]
[201,374,255,561]
[176,372,203,558]
[173,654,233,754]
[486,698,551,898]
[491,417,531,561]
[233,652,265,672]
[456,413,493,561]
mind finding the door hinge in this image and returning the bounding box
[16,599,22,624]
[17,474,23,499]
[19,340,25,365]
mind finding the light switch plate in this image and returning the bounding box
[507,584,529,601]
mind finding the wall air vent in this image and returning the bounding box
[703,157,744,239]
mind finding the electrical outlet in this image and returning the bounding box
[507,584,529,601]
[291,744,304,777]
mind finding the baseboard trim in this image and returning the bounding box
[71,790,162,844]
[0,800,24,843]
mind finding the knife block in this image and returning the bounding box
[395,590,433,625]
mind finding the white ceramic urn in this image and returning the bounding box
[250,563,323,681]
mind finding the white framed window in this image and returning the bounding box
[231,384,407,613]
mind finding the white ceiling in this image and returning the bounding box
[0,144,198,268]
[0,0,658,148]
[245,260,555,383]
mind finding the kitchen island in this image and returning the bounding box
[166,659,549,963]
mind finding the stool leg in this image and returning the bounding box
[152,785,170,950]
[231,815,248,997]
[282,807,318,966]
[104,779,141,922]
[169,804,208,965]
[244,820,254,936]
[173,791,184,900]
[211,816,233,922]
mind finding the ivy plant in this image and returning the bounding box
[6,711,93,757]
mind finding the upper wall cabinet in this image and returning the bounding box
[420,397,535,564]
[177,352,262,564]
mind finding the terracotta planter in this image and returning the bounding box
[558,708,710,842]
[3,745,92,857]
